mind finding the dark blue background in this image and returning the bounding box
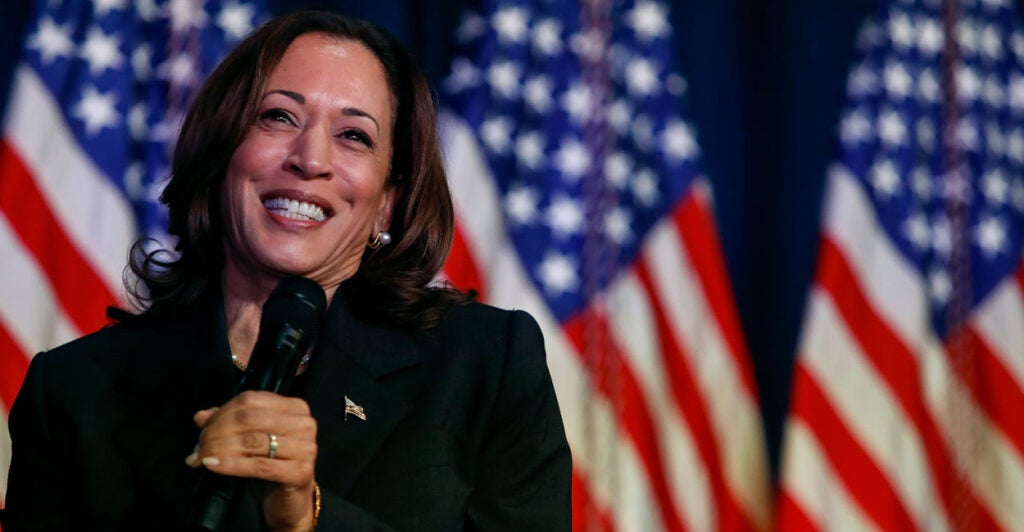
[6,0,978,476]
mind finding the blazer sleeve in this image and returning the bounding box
[465,310,572,531]
[2,352,74,530]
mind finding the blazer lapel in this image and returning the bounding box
[303,294,428,496]
[110,302,238,518]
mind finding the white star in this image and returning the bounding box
[980,24,1003,61]
[625,58,660,96]
[1008,73,1024,113]
[555,138,590,180]
[505,185,539,225]
[974,216,1007,257]
[136,0,161,21]
[545,195,584,238]
[661,120,699,161]
[149,112,184,143]
[493,6,529,43]
[537,251,579,297]
[911,166,933,200]
[1006,129,1024,164]
[986,121,1006,158]
[627,1,671,41]
[570,29,605,63]
[932,215,952,257]
[93,0,127,16]
[958,19,979,57]
[956,119,979,152]
[918,68,941,103]
[605,152,632,189]
[27,17,73,64]
[1010,178,1024,212]
[132,44,152,79]
[903,212,930,250]
[605,207,633,244]
[456,12,487,43]
[532,18,563,56]
[667,73,687,96]
[561,82,593,124]
[73,86,119,135]
[168,0,207,32]
[124,162,145,200]
[940,172,972,204]
[515,131,545,170]
[982,169,1009,204]
[217,1,257,40]
[128,103,148,141]
[79,27,124,75]
[523,75,553,113]
[917,117,936,152]
[840,109,872,144]
[888,13,915,49]
[158,53,198,88]
[917,18,944,55]
[870,159,901,199]
[632,115,655,152]
[488,61,521,99]
[1014,32,1024,59]
[884,62,912,98]
[983,75,1005,109]
[981,0,1009,8]
[847,63,878,96]
[609,99,633,134]
[929,268,952,304]
[957,66,982,103]
[480,116,512,154]
[444,58,481,93]
[631,168,660,206]
[878,110,908,147]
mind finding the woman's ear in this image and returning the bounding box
[376,183,398,232]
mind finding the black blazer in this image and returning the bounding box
[2,292,571,531]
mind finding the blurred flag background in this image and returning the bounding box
[778,0,1024,530]
[1,0,1022,531]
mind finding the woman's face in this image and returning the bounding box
[221,33,395,292]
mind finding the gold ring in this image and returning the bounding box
[268,433,278,459]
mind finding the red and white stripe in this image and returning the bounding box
[0,67,134,504]
[778,166,1024,531]
[440,113,771,532]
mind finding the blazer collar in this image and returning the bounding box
[303,290,429,495]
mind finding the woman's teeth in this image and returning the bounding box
[263,197,327,222]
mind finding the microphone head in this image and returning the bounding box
[261,276,328,339]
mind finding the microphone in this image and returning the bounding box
[189,276,327,531]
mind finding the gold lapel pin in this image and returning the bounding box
[344,395,366,421]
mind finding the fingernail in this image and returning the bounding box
[202,456,220,467]
[185,452,199,467]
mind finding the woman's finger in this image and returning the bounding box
[200,430,318,462]
[199,451,316,486]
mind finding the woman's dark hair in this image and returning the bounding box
[124,10,471,330]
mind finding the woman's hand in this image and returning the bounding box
[187,391,318,531]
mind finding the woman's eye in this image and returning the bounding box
[259,109,294,125]
[340,129,374,148]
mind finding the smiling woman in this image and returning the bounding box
[1,11,571,532]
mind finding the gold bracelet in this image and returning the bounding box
[312,481,321,529]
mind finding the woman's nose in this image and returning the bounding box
[286,127,332,179]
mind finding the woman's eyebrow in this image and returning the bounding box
[264,89,380,135]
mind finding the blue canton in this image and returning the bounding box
[21,0,267,241]
[837,0,1024,337]
[443,0,702,322]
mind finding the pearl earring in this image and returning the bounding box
[368,231,392,249]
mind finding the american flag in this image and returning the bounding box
[778,0,1024,530]
[0,0,266,505]
[439,1,770,530]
